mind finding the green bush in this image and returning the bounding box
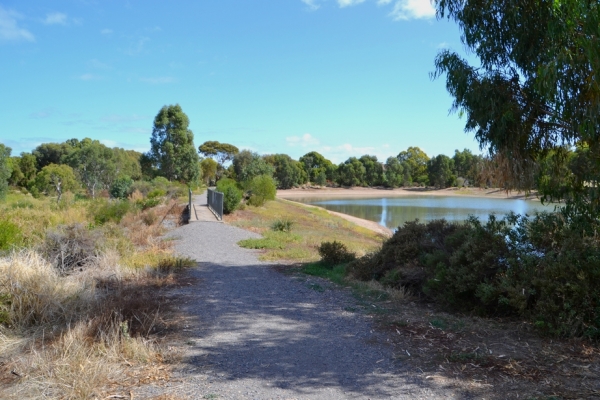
[136,197,161,211]
[109,176,133,199]
[90,199,132,225]
[0,219,22,251]
[318,240,356,267]
[271,218,294,233]
[147,188,167,199]
[217,178,242,214]
[246,174,276,207]
[347,212,600,339]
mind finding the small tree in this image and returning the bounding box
[247,174,276,207]
[200,158,218,185]
[35,164,78,203]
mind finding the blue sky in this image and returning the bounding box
[1,0,480,164]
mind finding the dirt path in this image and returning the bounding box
[135,194,464,399]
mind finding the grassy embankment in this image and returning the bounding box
[228,198,406,302]
[0,188,194,399]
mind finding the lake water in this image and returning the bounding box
[287,196,555,229]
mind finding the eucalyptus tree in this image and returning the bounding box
[147,104,200,185]
[34,164,78,203]
[65,138,115,198]
[384,156,404,188]
[397,147,429,185]
[433,0,600,218]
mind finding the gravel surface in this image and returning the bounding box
[136,194,461,399]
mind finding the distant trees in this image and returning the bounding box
[397,147,429,186]
[232,150,274,184]
[200,158,218,185]
[299,151,336,185]
[384,157,404,188]
[146,104,199,185]
[65,139,116,198]
[427,154,455,188]
[198,141,239,166]
[0,144,12,199]
[337,157,366,187]
[264,154,306,189]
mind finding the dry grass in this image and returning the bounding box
[225,199,386,262]
[0,192,190,399]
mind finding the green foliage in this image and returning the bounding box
[0,144,12,200]
[384,156,404,188]
[299,151,336,184]
[427,154,456,188]
[0,219,22,251]
[109,176,133,199]
[336,157,366,187]
[271,218,294,233]
[89,199,132,225]
[232,150,274,184]
[198,141,239,166]
[200,157,218,185]
[238,231,301,250]
[264,154,306,189]
[433,0,600,219]
[348,212,600,339]
[217,178,242,214]
[32,142,73,171]
[318,240,356,267]
[136,197,161,211]
[147,104,200,185]
[398,147,429,185]
[359,155,383,187]
[34,164,78,203]
[247,174,276,207]
[64,139,116,198]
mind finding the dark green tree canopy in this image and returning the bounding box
[198,141,239,166]
[147,104,199,185]
[433,0,600,216]
[232,150,274,184]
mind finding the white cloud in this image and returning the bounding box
[100,28,113,35]
[139,76,175,84]
[337,0,366,7]
[0,6,34,42]
[44,12,67,25]
[301,0,321,10]
[286,133,320,147]
[377,0,393,4]
[389,0,435,20]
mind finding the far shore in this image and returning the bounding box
[277,186,541,201]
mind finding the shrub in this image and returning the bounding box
[90,199,132,225]
[271,218,294,233]
[246,174,276,207]
[109,176,133,199]
[217,178,242,214]
[222,186,242,214]
[136,197,161,211]
[0,219,22,251]
[41,223,101,275]
[147,188,167,199]
[318,240,356,267]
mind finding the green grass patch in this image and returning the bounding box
[301,262,347,285]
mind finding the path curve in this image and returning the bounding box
[139,193,460,399]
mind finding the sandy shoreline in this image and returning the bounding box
[276,186,541,237]
[277,186,540,201]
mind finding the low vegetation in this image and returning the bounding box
[0,183,190,398]
[228,199,385,262]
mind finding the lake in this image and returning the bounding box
[287,196,555,229]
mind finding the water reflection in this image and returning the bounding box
[289,196,554,230]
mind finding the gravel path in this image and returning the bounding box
[138,194,460,399]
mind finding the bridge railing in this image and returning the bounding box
[207,188,224,221]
